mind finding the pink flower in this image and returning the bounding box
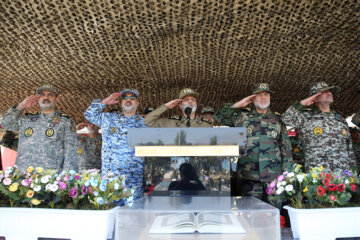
[277,175,285,182]
[266,186,275,195]
[74,175,81,180]
[63,175,69,181]
[59,182,67,190]
[21,179,31,187]
[3,178,12,186]
[330,195,336,201]
[81,185,89,195]
[269,181,276,188]
[70,187,79,198]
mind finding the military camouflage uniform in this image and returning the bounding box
[1,106,78,171]
[144,105,212,127]
[289,135,304,165]
[84,99,147,201]
[352,110,360,127]
[77,134,102,171]
[282,101,356,171]
[215,103,293,199]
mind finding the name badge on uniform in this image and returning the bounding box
[45,128,55,137]
[341,129,347,136]
[271,130,278,138]
[313,126,323,136]
[24,127,33,137]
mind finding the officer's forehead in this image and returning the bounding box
[182,96,197,101]
[39,91,56,96]
[123,92,137,97]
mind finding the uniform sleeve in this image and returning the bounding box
[279,122,294,171]
[63,118,79,171]
[143,104,169,127]
[347,135,358,170]
[0,105,23,131]
[214,103,238,127]
[281,101,306,129]
[84,100,107,127]
[352,110,360,127]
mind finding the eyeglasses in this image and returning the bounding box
[122,96,137,100]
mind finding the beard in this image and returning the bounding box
[122,102,136,113]
[182,103,197,112]
[39,100,55,110]
[254,101,270,110]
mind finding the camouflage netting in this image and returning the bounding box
[1,0,359,123]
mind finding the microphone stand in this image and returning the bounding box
[184,107,192,128]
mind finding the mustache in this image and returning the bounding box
[42,100,50,104]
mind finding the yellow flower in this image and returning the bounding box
[26,190,35,198]
[312,174,318,179]
[320,166,324,170]
[27,166,34,173]
[303,186,308,192]
[9,183,19,192]
[31,199,41,205]
[35,167,44,173]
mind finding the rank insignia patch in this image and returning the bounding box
[46,128,54,137]
[341,129,347,136]
[77,148,83,155]
[24,128,33,137]
[110,127,117,134]
[313,126,323,136]
[247,127,253,135]
[271,130,278,138]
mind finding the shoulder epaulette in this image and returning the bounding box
[274,112,281,116]
[169,115,180,120]
[243,107,251,112]
[60,113,70,118]
[25,112,39,116]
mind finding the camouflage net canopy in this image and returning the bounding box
[1,0,359,123]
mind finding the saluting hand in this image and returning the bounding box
[165,99,183,109]
[300,92,322,106]
[16,95,40,111]
[231,94,256,108]
[100,92,122,105]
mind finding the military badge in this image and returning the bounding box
[184,88,192,93]
[341,129,347,136]
[246,127,253,135]
[45,128,55,137]
[77,148,83,155]
[294,147,300,153]
[110,127,117,134]
[321,82,327,87]
[24,128,33,137]
[271,130,278,138]
[48,123,55,128]
[31,116,39,121]
[313,126,323,136]
[259,83,268,89]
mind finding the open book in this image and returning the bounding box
[149,212,246,234]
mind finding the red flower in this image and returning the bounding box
[317,186,326,196]
[337,183,345,192]
[327,184,337,192]
[350,184,357,192]
[322,178,330,186]
[330,195,336,201]
[326,174,333,180]
[320,172,325,178]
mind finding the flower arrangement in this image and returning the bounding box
[266,164,360,209]
[0,166,131,209]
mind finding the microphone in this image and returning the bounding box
[184,107,192,127]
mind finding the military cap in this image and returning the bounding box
[120,88,139,98]
[36,85,58,95]
[201,106,215,114]
[179,88,199,99]
[252,83,273,94]
[143,106,154,115]
[309,82,340,96]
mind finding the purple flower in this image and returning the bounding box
[70,187,79,198]
[341,170,352,177]
[277,175,285,182]
[81,185,89,195]
[59,182,67,190]
[74,175,81,180]
[269,181,276,188]
[266,186,275,195]
[21,179,31,187]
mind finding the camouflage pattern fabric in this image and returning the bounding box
[144,104,213,127]
[214,103,293,183]
[282,101,357,171]
[353,143,360,170]
[77,134,102,171]
[352,110,360,128]
[84,99,147,201]
[0,106,78,171]
[289,135,304,165]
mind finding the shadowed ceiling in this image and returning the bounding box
[1,0,359,124]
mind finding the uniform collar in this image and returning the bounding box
[179,115,201,123]
[41,109,60,118]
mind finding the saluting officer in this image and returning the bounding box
[0,85,78,171]
[282,82,357,171]
[215,83,293,200]
[144,88,212,128]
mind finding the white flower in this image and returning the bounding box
[277,182,282,188]
[30,183,34,188]
[287,172,294,178]
[33,185,41,192]
[50,184,59,192]
[281,181,287,186]
[297,174,305,182]
[45,184,52,191]
[285,185,294,192]
[41,175,51,184]
[345,179,349,184]
[276,187,284,195]
[35,179,39,184]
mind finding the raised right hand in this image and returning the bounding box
[100,92,122,105]
[16,95,40,111]
[300,92,322,106]
[165,99,183,109]
[231,94,256,108]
